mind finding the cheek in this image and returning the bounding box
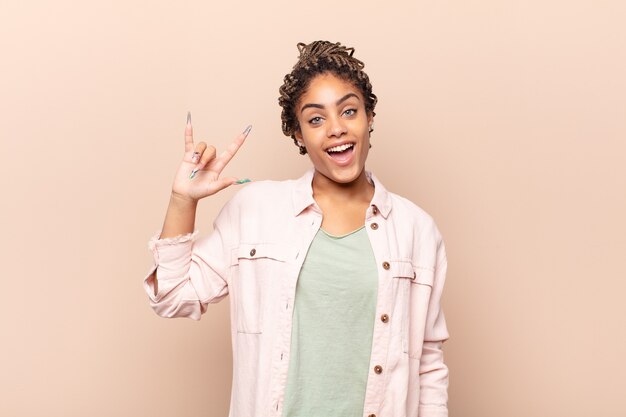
[298,124,317,142]
[300,128,323,147]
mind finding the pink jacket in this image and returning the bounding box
[143,168,450,417]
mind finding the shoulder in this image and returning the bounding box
[385,191,446,268]
[388,191,443,241]
[369,170,442,239]
[221,178,295,216]
[229,178,293,203]
[389,192,432,220]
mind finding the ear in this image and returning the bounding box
[294,129,303,142]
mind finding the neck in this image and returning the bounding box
[311,168,375,204]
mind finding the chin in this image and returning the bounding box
[320,164,365,185]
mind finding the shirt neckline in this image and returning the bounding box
[319,225,366,239]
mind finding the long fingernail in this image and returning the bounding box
[187,111,192,126]
[191,152,200,163]
[242,125,252,138]
[189,168,199,180]
[235,178,251,184]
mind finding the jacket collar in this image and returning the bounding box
[292,167,392,219]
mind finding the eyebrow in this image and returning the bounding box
[300,93,360,114]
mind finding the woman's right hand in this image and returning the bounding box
[171,112,251,203]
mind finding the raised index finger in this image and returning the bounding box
[184,111,194,153]
[208,125,252,175]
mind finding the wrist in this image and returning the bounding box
[170,191,198,207]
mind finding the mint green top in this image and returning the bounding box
[282,226,379,417]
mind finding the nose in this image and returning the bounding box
[326,115,347,138]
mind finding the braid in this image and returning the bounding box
[278,40,377,154]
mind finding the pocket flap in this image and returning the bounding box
[391,261,434,286]
[413,267,434,286]
[231,243,297,265]
[390,260,416,279]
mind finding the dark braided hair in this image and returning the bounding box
[278,40,378,155]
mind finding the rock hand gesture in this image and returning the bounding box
[158,112,251,243]
[171,112,251,203]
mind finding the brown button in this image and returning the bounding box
[249,248,256,257]
[382,261,390,270]
[374,365,383,374]
[372,206,378,215]
[368,414,376,417]
[370,222,378,230]
[380,314,389,323]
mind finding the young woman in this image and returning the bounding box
[143,41,450,417]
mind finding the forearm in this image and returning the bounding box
[148,193,198,295]
[160,193,198,239]
[144,192,231,316]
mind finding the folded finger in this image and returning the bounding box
[198,144,217,168]
[191,142,207,164]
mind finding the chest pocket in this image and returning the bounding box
[230,243,297,334]
[391,261,434,357]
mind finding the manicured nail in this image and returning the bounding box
[235,178,251,184]
[187,111,192,126]
[191,152,200,163]
[242,125,252,137]
[189,168,199,180]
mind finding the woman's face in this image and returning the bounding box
[295,72,373,185]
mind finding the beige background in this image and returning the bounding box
[1,0,625,416]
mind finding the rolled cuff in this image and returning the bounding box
[146,229,199,280]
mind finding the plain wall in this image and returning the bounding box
[1,0,625,416]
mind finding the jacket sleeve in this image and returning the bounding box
[142,203,233,321]
[419,232,450,417]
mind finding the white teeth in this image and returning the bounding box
[327,143,354,153]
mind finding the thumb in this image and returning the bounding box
[208,177,237,194]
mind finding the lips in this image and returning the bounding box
[326,142,355,165]
[326,142,355,153]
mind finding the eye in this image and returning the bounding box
[343,108,357,117]
[308,116,323,125]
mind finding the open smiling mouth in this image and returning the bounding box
[326,142,355,163]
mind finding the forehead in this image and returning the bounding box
[297,73,363,108]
